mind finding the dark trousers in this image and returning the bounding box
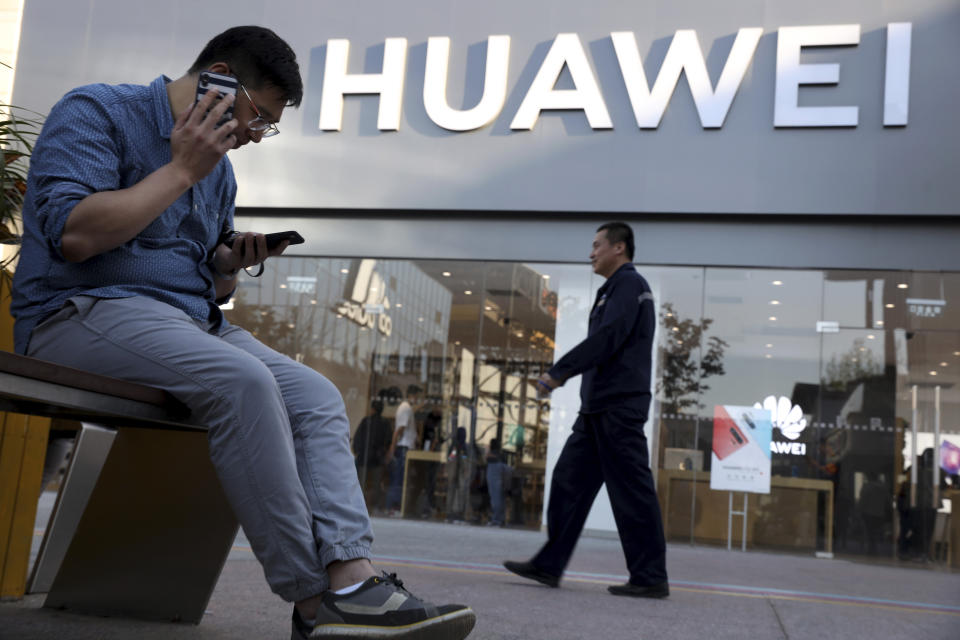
[532,409,667,586]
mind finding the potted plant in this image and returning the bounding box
[1,61,45,347]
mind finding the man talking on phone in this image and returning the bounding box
[503,222,669,598]
[11,25,475,640]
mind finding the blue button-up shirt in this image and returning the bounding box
[11,76,236,354]
[548,263,655,414]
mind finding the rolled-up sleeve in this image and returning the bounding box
[31,90,121,259]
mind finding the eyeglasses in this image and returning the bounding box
[239,84,279,138]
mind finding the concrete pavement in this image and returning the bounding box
[1,492,958,639]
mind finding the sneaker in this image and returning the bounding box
[502,560,560,588]
[607,581,669,599]
[291,572,476,639]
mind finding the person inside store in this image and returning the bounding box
[503,221,669,598]
[485,438,510,527]
[415,406,445,518]
[352,398,393,515]
[9,25,474,640]
[385,384,423,515]
[897,448,944,561]
[445,426,474,523]
[857,471,891,556]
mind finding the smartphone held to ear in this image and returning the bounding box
[195,71,238,127]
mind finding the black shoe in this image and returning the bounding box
[607,581,669,599]
[291,572,476,639]
[503,560,560,588]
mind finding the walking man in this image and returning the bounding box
[504,222,669,598]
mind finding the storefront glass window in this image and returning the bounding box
[225,258,959,566]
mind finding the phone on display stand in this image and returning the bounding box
[713,421,749,460]
[195,70,238,127]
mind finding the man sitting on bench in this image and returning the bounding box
[9,25,475,640]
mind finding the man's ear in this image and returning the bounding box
[207,61,231,75]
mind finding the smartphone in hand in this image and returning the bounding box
[195,71,238,128]
[226,230,305,257]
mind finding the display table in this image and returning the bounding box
[657,469,834,554]
[400,449,445,517]
[943,489,958,568]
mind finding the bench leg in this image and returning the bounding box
[37,425,238,623]
[28,423,116,594]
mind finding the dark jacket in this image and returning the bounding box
[353,415,392,466]
[548,263,654,414]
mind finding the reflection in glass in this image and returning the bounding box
[224,258,960,565]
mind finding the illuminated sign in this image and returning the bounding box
[318,23,911,133]
[286,276,317,294]
[906,298,945,319]
[754,395,808,456]
[336,259,393,336]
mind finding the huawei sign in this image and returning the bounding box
[318,23,912,132]
[755,395,808,456]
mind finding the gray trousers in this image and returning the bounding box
[26,295,372,602]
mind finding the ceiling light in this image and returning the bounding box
[442,272,451,277]
[929,370,938,376]
[542,274,550,280]
[418,317,424,322]
[485,306,493,311]
[941,362,949,367]
[765,344,773,348]
[310,300,317,305]
[768,316,777,322]
[340,268,349,274]
[770,300,780,305]
[954,351,960,356]
[464,290,473,295]
[672,327,679,332]
[395,303,403,308]
[897,283,908,289]
[772,280,783,286]
[867,334,875,339]
[280,284,287,289]
[885,303,894,308]
[875,321,884,327]
[455,341,461,345]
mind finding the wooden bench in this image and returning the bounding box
[0,350,238,623]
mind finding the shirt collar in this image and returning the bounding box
[151,75,175,140]
[598,262,636,295]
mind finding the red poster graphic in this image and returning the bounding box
[712,405,749,460]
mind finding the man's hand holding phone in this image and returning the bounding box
[170,75,238,186]
[212,230,305,277]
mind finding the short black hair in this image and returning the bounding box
[597,221,635,261]
[190,26,303,107]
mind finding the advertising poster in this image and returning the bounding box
[710,405,772,494]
